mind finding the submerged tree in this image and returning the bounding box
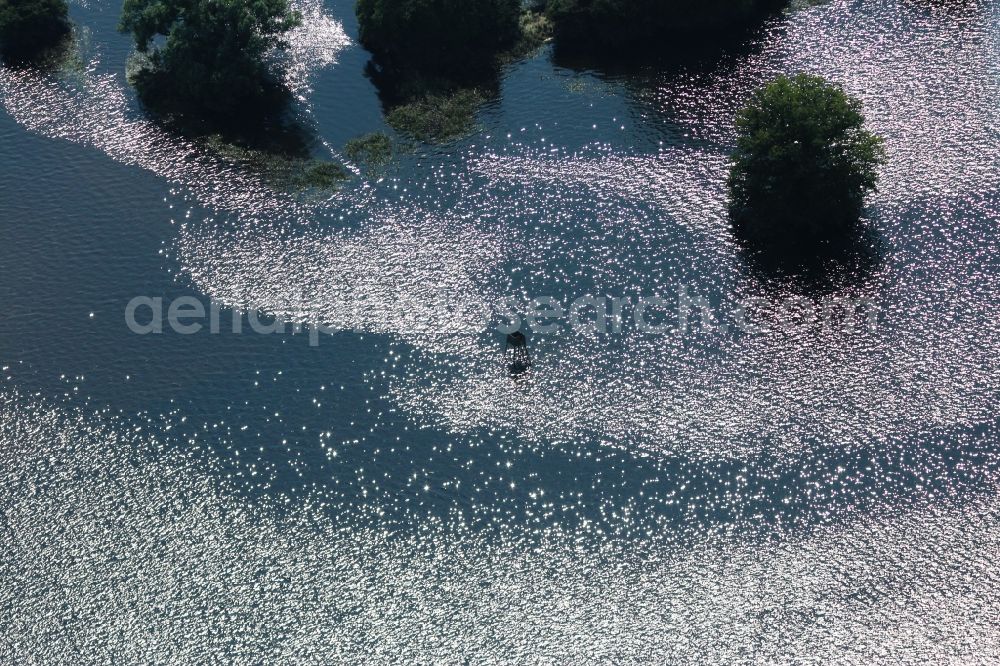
[356,0,521,81]
[727,74,886,248]
[355,0,524,144]
[119,0,301,122]
[0,0,70,57]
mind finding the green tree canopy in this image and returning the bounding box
[356,0,520,81]
[119,0,300,121]
[727,73,886,246]
[0,0,70,57]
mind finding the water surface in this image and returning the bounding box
[2,0,1000,661]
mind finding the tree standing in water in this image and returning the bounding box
[119,0,301,122]
[728,73,886,250]
[356,0,521,81]
[0,0,70,57]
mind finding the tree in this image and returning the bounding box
[0,0,70,57]
[119,0,301,121]
[727,73,886,247]
[356,0,521,81]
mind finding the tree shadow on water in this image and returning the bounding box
[734,217,886,297]
[130,71,309,155]
[552,20,772,75]
[548,10,784,142]
[130,76,352,193]
[547,0,787,77]
[0,28,76,71]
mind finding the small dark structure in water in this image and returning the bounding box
[504,331,532,377]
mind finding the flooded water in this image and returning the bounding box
[2,0,1000,661]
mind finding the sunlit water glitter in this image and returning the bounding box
[387,0,1000,459]
[0,0,351,219]
[2,392,999,663]
[6,0,998,459]
[3,0,1000,659]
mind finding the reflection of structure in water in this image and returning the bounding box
[504,331,532,378]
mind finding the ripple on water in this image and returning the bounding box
[3,0,999,461]
[2,392,999,663]
[2,0,1000,658]
[179,0,1000,459]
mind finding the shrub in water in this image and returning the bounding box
[119,0,300,122]
[356,0,521,80]
[728,73,886,248]
[344,132,393,168]
[0,0,69,57]
[385,89,486,143]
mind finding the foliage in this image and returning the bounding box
[727,73,886,245]
[356,1,549,144]
[545,0,778,50]
[0,0,69,57]
[119,0,301,120]
[344,132,393,169]
[356,0,521,80]
[294,161,349,190]
[499,10,553,63]
[206,136,349,193]
[385,89,486,143]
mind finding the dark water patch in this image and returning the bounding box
[734,216,886,296]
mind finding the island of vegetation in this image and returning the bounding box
[0,0,70,58]
[356,0,550,142]
[344,132,393,173]
[357,0,521,82]
[206,136,350,193]
[119,0,301,123]
[727,73,886,253]
[119,0,351,193]
[544,0,783,51]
